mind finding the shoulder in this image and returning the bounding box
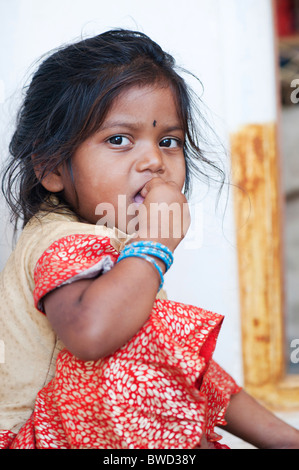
[13,210,129,282]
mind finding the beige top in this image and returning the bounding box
[0,209,166,433]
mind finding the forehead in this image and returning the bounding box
[103,84,182,125]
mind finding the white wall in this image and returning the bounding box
[0,0,278,385]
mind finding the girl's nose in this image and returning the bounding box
[135,146,165,174]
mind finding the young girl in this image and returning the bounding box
[1,29,299,450]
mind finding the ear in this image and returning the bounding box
[32,156,65,193]
[39,169,65,193]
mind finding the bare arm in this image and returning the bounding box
[43,178,190,361]
[222,389,299,449]
[43,255,164,361]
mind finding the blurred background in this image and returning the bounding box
[276,0,299,374]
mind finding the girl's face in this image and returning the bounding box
[56,84,186,232]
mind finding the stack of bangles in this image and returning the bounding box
[116,241,174,291]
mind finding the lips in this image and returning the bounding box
[133,191,145,204]
[133,181,149,205]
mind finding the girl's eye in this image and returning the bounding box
[108,135,131,146]
[159,138,181,148]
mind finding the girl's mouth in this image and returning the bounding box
[133,190,145,205]
[133,181,149,205]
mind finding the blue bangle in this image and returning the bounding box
[117,251,164,291]
[117,241,173,291]
[121,241,173,272]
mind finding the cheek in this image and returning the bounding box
[177,160,187,190]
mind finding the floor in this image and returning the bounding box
[216,410,299,449]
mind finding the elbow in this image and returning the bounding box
[60,340,100,363]
[72,351,105,362]
[45,291,127,361]
[65,326,113,362]
[62,313,120,362]
[73,345,115,363]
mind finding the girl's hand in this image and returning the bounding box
[135,177,191,252]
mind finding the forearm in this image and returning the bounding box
[44,256,164,361]
[44,180,189,362]
[222,389,299,449]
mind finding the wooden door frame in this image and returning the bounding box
[231,120,299,408]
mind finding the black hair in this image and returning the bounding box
[1,28,225,231]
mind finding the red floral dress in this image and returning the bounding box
[1,234,241,449]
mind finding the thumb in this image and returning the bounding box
[140,177,164,198]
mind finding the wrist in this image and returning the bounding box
[117,240,174,291]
